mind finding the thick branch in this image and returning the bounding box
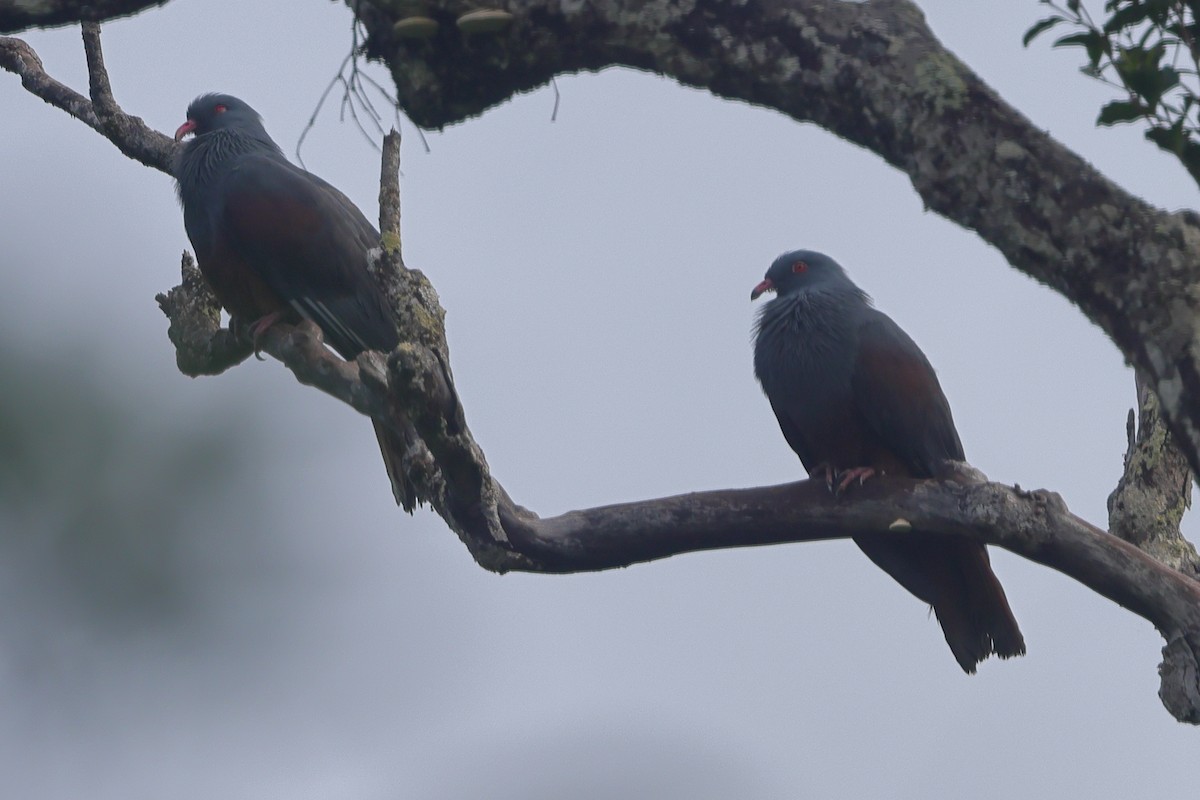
[152,280,1200,633]
[0,0,166,34]
[357,0,1200,481]
[155,253,252,376]
[159,307,1200,717]
[155,294,1200,665]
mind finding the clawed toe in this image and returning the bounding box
[835,466,876,494]
[808,463,835,492]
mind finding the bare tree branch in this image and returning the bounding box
[357,0,1200,486]
[0,0,166,34]
[157,279,1200,621]
[155,278,1200,717]
[81,22,174,171]
[378,129,401,243]
[0,24,175,173]
[152,280,1200,723]
[0,35,100,130]
[155,253,253,376]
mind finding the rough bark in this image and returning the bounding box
[0,0,166,33]
[357,0,1200,487]
[1109,371,1199,577]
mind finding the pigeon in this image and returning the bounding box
[174,93,414,509]
[752,249,1024,672]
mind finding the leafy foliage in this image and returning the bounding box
[1026,1,1200,186]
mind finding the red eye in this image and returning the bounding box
[791,260,808,273]
[214,104,227,114]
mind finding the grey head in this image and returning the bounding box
[751,249,873,391]
[174,93,277,147]
[750,250,864,301]
[173,94,283,195]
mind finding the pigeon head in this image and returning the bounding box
[174,93,283,192]
[174,94,271,143]
[750,250,857,300]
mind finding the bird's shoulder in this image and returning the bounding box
[852,306,932,367]
[851,306,964,467]
[217,151,322,197]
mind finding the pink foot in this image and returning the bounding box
[835,466,876,493]
[247,311,284,359]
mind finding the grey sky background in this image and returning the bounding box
[1,1,1196,798]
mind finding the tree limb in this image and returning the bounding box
[154,273,1200,626]
[155,252,253,376]
[152,270,1200,721]
[0,0,167,34]
[0,25,175,174]
[81,22,174,172]
[356,0,1200,486]
[0,34,101,131]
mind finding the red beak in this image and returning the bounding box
[750,278,774,300]
[173,119,197,142]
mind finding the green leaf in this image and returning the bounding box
[1147,0,1173,25]
[1180,140,1200,188]
[1054,31,1109,68]
[1054,31,1098,48]
[1024,16,1065,47]
[1158,65,1181,93]
[1117,44,1177,109]
[1104,4,1151,34]
[1146,121,1188,155]
[1097,99,1147,125]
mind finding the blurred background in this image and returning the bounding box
[1,2,1196,798]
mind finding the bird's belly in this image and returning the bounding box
[793,399,869,467]
[789,391,910,477]
[198,246,286,323]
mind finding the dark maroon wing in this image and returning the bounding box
[216,154,397,359]
[849,309,1023,672]
[766,394,818,472]
[850,308,963,478]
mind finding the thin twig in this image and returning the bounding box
[296,2,421,164]
[379,129,402,241]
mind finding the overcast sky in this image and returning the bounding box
[1,2,1197,798]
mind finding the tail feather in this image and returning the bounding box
[373,420,419,512]
[959,542,1026,662]
[853,534,1025,673]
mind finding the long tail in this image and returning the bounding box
[853,534,1026,673]
[373,419,419,512]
